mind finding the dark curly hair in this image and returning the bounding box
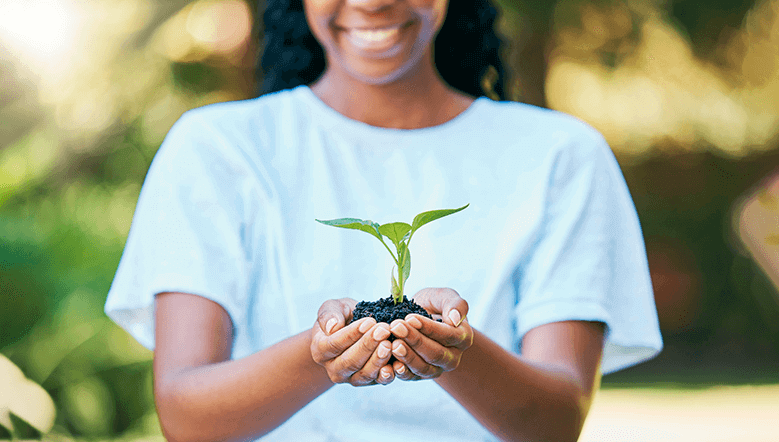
[257,0,507,100]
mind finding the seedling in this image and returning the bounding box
[316,204,468,305]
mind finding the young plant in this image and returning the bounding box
[316,204,468,305]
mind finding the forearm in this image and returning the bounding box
[435,329,593,442]
[155,329,332,442]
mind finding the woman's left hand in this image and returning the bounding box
[389,288,473,381]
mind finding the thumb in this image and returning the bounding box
[413,288,468,327]
[317,298,356,335]
[442,294,468,327]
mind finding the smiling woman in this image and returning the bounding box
[258,0,505,101]
[302,0,445,84]
[104,0,662,441]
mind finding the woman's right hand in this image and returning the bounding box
[310,298,395,386]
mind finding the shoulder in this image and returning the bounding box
[157,88,303,165]
[176,88,299,139]
[148,90,307,204]
[471,99,610,167]
[483,99,604,141]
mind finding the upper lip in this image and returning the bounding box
[336,21,412,31]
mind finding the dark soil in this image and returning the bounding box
[349,296,439,364]
[350,295,434,325]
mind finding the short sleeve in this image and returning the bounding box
[514,127,663,374]
[104,112,255,351]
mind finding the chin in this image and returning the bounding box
[349,69,410,86]
[342,56,426,87]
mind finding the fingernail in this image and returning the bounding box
[381,370,390,379]
[406,316,422,329]
[448,310,461,327]
[325,318,337,334]
[358,319,374,334]
[393,343,407,357]
[391,323,408,338]
[396,364,406,374]
[378,343,390,359]
[373,326,390,341]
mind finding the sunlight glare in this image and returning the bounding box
[0,0,83,74]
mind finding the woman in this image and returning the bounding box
[105,0,663,440]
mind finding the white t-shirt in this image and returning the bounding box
[105,86,662,441]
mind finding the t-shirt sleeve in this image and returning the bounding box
[514,126,663,374]
[104,111,254,351]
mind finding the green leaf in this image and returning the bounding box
[391,271,400,297]
[316,218,382,241]
[398,242,411,286]
[411,204,469,236]
[379,222,412,248]
[9,413,42,440]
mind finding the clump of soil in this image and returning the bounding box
[350,295,433,325]
[350,296,440,364]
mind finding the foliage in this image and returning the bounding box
[316,205,469,304]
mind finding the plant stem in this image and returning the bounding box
[380,237,399,265]
[395,262,404,304]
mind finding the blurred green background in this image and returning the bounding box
[1,0,778,440]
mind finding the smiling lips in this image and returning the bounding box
[344,25,405,52]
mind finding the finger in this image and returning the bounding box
[378,364,395,385]
[398,324,459,372]
[443,298,468,327]
[392,360,419,381]
[411,288,468,326]
[350,341,394,386]
[405,314,472,350]
[333,323,390,379]
[318,298,358,335]
[317,317,375,360]
[391,340,443,379]
[393,318,461,364]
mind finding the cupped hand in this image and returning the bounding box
[310,298,395,386]
[389,288,473,381]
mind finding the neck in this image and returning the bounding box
[309,64,475,130]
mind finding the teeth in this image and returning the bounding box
[348,27,400,48]
[351,28,398,42]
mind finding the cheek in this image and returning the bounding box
[412,4,448,43]
[411,0,448,28]
[414,9,441,46]
[302,1,336,45]
[306,17,330,48]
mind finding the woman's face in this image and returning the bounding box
[303,0,449,85]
